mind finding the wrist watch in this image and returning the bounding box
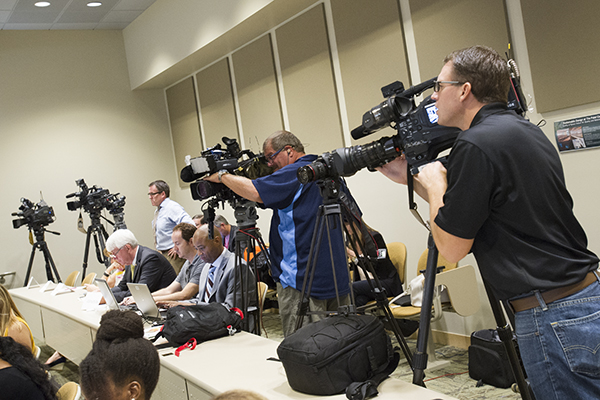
[218,169,229,182]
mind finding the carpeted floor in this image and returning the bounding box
[43,311,522,400]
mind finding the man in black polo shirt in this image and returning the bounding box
[379,45,599,399]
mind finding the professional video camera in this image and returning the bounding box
[297,78,460,184]
[180,136,272,203]
[12,197,56,230]
[66,179,110,213]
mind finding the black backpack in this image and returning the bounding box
[155,303,243,347]
[277,314,398,398]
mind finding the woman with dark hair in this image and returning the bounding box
[80,310,160,400]
[0,336,57,400]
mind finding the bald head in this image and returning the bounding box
[192,225,223,264]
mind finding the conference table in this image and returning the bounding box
[10,286,458,400]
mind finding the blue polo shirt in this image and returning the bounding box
[253,155,350,299]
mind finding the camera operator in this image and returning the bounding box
[204,130,351,337]
[378,45,599,399]
[149,180,195,274]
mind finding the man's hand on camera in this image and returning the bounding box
[204,172,219,183]
[376,155,408,184]
[414,161,447,196]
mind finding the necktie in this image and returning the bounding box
[204,265,216,302]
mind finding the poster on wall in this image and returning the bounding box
[554,113,600,152]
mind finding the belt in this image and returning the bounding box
[510,271,598,313]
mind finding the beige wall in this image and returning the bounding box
[0,30,177,287]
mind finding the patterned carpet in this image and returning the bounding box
[43,311,522,400]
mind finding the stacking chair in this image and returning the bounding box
[81,272,97,286]
[56,381,81,400]
[387,248,480,370]
[63,271,80,287]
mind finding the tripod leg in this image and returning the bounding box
[483,281,536,400]
[23,243,38,286]
[82,228,93,281]
[412,233,439,387]
[39,241,62,283]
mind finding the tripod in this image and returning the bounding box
[295,178,414,367]
[81,211,111,282]
[231,200,270,334]
[23,225,62,286]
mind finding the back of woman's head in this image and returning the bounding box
[0,284,23,334]
[80,310,160,400]
[0,336,56,400]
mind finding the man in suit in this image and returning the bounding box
[95,229,176,303]
[160,225,256,312]
[214,214,238,252]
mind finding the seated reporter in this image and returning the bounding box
[80,310,159,400]
[86,229,176,303]
[347,220,403,307]
[159,225,256,312]
[0,285,37,355]
[122,223,204,305]
[0,337,57,400]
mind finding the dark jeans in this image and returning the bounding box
[352,273,403,307]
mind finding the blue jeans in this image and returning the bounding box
[514,272,600,400]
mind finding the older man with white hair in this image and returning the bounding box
[100,229,176,303]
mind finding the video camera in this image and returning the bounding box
[12,197,56,230]
[180,136,272,202]
[66,179,127,227]
[297,78,461,184]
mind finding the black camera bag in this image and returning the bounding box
[155,303,242,347]
[468,329,518,388]
[276,314,398,398]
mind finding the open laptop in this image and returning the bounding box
[127,283,166,320]
[94,278,134,312]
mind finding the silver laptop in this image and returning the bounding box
[127,283,165,320]
[95,278,129,311]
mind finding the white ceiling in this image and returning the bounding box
[0,0,157,30]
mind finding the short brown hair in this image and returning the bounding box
[149,180,170,198]
[443,45,510,104]
[173,223,197,242]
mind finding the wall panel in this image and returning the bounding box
[196,59,240,149]
[521,0,600,112]
[275,4,343,154]
[331,0,410,145]
[232,34,283,152]
[410,0,510,84]
[166,77,202,186]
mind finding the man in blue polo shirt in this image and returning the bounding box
[205,130,350,336]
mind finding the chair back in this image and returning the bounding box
[64,271,80,287]
[81,272,97,286]
[56,381,81,400]
[417,249,457,275]
[257,281,268,311]
[387,242,407,284]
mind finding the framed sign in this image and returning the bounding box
[555,113,600,152]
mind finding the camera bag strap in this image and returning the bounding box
[345,351,400,400]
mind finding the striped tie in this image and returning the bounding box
[204,265,216,302]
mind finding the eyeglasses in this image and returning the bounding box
[433,80,464,92]
[267,146,287,161]
[111,246,125,259]
[148,191,161,197]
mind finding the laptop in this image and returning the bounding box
[94,278,134,312]
[127,283,166,320]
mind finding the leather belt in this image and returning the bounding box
[510,271,598,313]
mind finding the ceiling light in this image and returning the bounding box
[34,1,51,6]
[87,1,102,6]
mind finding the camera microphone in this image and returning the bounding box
[180,165,197,183]
[351,125,367,140]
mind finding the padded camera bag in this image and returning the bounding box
[468,329,517,388]
[276,314,397,397]
[156,303,242,347]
